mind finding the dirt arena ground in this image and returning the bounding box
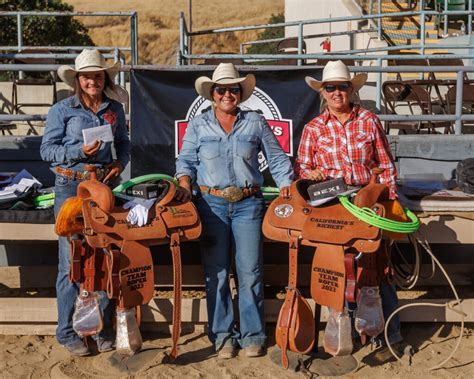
[1,322,472,378]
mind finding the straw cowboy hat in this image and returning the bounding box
[195,63,256,102]
[58,49,128,103]
[305,60,367,92]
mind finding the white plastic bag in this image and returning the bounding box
[323,308,353,356]
[116,307,143,356]
[72,290,103,337]
[355,286,385,338]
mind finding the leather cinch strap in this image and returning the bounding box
[169,231,182,360]
[344,251,357,303]
[105,247,121,299]
[278,235,299,369]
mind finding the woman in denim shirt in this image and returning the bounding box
[40,49,130,356]
[175,63,294,359]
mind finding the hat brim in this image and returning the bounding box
[58,61,120,88]
[195,74,256,102]
[305,73,368,92]
[104,84,129,104]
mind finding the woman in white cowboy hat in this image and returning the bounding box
[40,49,130,356]
[295,60,403,358]
[175,63,293,359]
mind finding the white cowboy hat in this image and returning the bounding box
[305,60,367,92]
[58,49,128,103]
[195,63,256,102]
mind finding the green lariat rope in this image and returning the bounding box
[112,174,177,195]
[338,195,420,234]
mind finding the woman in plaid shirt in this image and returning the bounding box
[295,60,403,359]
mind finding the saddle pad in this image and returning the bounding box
[311,244,346,311]
[118,240,154,308]
[81,199,200,243]
[301,202,382,248]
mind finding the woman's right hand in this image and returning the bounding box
[307,168,325,182]
[175,186,192,202]
[82,140,102,157]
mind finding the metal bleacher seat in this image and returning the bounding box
[11,49,57,115]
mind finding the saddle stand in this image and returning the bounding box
[57,167,201,358]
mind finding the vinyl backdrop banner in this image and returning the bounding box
[130,67,322,185]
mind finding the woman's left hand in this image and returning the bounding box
[103,160,123,184]
[279,185,291,198]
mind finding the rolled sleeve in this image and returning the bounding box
[260,119,294,188]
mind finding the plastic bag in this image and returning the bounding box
[116,307,143,356]
[355,286,385,338]
[323,308,353,356]
[72,290,103,337]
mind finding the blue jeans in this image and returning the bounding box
[54,174,115,345]
[195,193,266,350]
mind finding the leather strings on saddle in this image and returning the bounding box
[263,171,407,368]
[56,165,202,358]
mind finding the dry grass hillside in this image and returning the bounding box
[67,0,284,65]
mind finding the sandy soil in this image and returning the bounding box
[1,322,472,378]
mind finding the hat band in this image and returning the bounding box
[76,64,107,71]
[216,76,240,82]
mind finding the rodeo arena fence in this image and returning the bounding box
[0,3,473,372]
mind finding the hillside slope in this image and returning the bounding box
[67,0,284,64]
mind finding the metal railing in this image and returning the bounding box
[1,64,474,136]
[0,11,138,65]
[178,2,474,65]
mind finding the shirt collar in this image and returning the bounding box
[69,94,111,111]
[322,104,360,123]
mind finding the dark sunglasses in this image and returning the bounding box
[324,83,352,93]
[214,86,241,95]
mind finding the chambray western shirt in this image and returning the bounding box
[175,108,294,189]
[40,95,130,171]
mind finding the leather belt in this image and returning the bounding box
[55,166,107,181]
[199,185,260,202]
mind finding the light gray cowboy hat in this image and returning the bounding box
[58,49,129,103]
[195,63,256,102]
[305,60,367,92]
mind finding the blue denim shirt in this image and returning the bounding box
[175,108,294,189]
[40,95,130,170]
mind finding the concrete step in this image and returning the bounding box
[389,37,440,45]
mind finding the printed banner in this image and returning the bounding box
[130,67,322,185]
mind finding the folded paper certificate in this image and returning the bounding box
[82,124,114,146]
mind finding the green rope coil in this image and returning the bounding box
[112,174,177,195]
[339,195,420,234]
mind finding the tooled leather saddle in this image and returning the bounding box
[56,167,202,359]
[263,175,406,368]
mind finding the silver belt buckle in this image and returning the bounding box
[222,186,243,202]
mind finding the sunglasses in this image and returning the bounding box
[214,86,241,95]
[324,83,352,93]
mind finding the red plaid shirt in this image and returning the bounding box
[295,106,397,198]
